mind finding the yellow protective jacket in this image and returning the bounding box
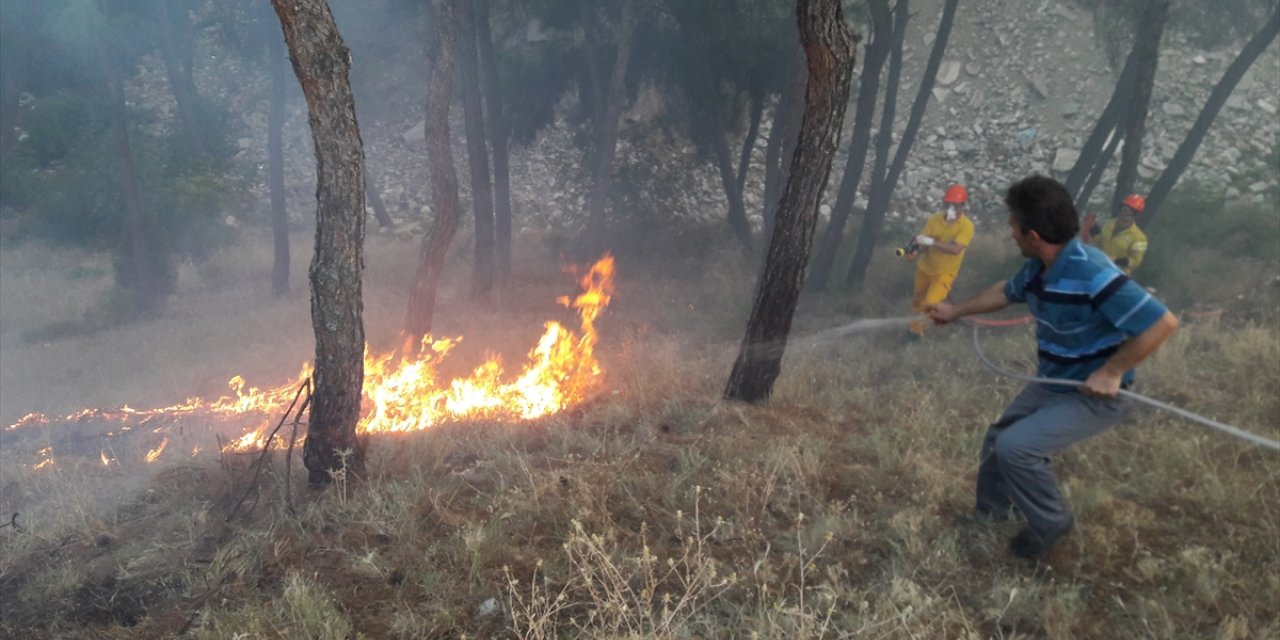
[1094,220,1148,275]
[916,213,974,276]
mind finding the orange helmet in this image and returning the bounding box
[943,184,968,204]
[1121,193,1145,213]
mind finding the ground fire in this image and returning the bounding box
[5,255,616,469]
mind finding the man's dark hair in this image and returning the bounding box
[1004,175,1080,244]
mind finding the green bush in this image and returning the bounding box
[1138,181,1279,308]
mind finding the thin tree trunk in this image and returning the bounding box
[476,0,512,278]
[1077,126,1124,212]
[761,92,787,221]
[457,0,495,301]
[1111,0,1169,212]
[583,0,637,256]
[404,0,461,345]
[673,5,754,255]
[710,116,755,254]
[268,25,289,296]
[160,0,204,158]
[365,170,393,228]
[271,0,367,487]
[96,4,162,315]
[847,0,957,293]
[0,1,30,162]
[735,89,764,200]
[843,0,907,291]
[1064,47,1139,199]
[764,47,807,242]
[1143,4,1279,224]
[725,0,855,404]
[808,0,890,292]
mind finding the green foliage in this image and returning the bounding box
[1139,181,1279,307]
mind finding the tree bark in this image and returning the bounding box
[160,0,204,158]
[457,0,495,301]
[96,3,163,315]
[1143,4,1279,225]
[364,170,393,228]
[268,25,289,297]
[725,0,855,404]
[271,0,367,487]
[735,89,764,201]
[846,0,957,293]
[1110,0,1169,213]
[808,0,891,292]
[843,0,908,292]
[1077,126,1124,212]
[476,0,513,278]
[0,1,32,162]
[764,46,807,242]
[1063,47,1138,199]
[404,0,461,345]
[583,0,638,256]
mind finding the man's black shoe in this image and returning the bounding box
[1009,522,1072,560]
[975,506,1015,522]
[1009,528,1046,559]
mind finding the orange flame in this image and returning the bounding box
[145,438,170,463]
[9,255,616,464]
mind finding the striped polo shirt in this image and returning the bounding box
[1004,238,1168,388]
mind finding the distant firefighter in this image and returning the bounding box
[906,184,975,338]
[1084,193,1148,276]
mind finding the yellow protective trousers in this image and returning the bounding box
[910,268,958,336]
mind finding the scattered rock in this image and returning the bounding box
[1052,148,1079,173]
[478,598,499,617]
[937,61,962,86]
[1161,103,1185,117]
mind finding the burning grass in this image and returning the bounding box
[1,231,1278,638]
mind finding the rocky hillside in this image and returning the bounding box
[135,0,1280,238]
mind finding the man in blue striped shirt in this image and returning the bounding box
[927,175,1179,560]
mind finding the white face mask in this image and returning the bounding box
[945,205,958,222]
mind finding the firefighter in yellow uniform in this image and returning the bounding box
[1088,193,1148,276]
[909,184,975,337]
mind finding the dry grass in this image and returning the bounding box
[1,228,1277,639]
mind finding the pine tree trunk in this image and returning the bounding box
[765,48,807,242]
[268,26,289,297]
[1111,0,1168,212]
[809,0,891,292]
[583,0,637,256]
[1077,126,1124,212]
[476,0,512,278]
[1143,5,1279,225]
[843,0,908,291]
[160,0,204,158]
[96,7,163,315]
[404,0,461,345]
[457,0,495,302]
[364,170,393,228]
[724,0,855,404]
[1064,47,1138,199]
[847,0,958,293]
[735,89,764,200]
[0,1,30,162]
[271,0,368,487]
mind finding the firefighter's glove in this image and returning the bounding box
[915,235,935,247]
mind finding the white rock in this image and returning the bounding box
[1193,55,1207,65]
[402,121,426,142]
[1052,148,1079,173]
[1161,102,1185,117]
[1256,99,1277,115]
[932,87,950,104]
[1248,181,1269,193]
[819,204,832,217]
[937,61,962,86]
[478,598,499,617]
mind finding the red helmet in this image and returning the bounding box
[1122,193,1145,213]
[943,184,968,204]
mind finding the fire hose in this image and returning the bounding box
[959,317,1280,452]
[795,314,1280,452]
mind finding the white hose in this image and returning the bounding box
[967,323,1280,452]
